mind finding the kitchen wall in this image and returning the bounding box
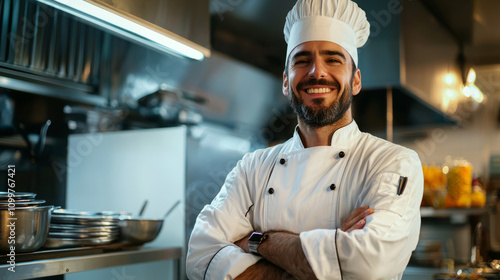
[397,92,500,183]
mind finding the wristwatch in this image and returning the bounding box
[248,232,267,255]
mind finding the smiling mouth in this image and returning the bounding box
[305,88,332,94]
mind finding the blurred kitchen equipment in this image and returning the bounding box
[491,204,500,252]
[0,191,55,253]
[0,94,14,129]
[43,236,118,249]
[0,93,52,163]
[51,209,130,217]
[471,222,483,266]
[434,262,500,280]
[0,199,46,208]
[0,205,54,253]
[52,209,99,216]
[50,214,118,226]
[137,85,204,126]
[0,120,52,164]
[117,217,163,245]
[0,192,37,200]
[34,120,51,157]
[138,200,148,217]
[45,209,121,248]
[63,105,124,133]
[410,240,443,267]
[117,200,180,245]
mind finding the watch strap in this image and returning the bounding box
[248,232,267,255]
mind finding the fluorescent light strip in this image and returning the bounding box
[45,0,204,61]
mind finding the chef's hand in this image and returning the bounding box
[234,233,252,253]
[340,205,374,232]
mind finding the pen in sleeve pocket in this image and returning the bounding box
[397,176,408,196]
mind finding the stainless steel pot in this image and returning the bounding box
[0,206,53,253]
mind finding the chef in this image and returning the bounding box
[186,0,423,279]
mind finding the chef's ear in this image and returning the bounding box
[283,71,289,97]
[352,68,362,96]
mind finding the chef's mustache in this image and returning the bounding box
[296,78,340,91]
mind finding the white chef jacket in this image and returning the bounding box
[187,120,423,280]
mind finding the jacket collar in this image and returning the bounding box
[291,120,361,150]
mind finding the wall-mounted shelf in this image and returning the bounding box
[420,207,487,223]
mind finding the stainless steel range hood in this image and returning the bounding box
[37,0,210,61]
[356,0,463,119]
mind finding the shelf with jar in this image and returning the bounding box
[421,158,487,215]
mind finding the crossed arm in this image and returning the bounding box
[233,206,374,279]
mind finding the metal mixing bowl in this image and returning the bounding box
[0,206,53,253]
[118,217,163,245]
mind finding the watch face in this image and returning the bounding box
[248,232,263,242]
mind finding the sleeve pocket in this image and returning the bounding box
[370,172,409,217]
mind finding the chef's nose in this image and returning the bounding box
[309,58,327,79]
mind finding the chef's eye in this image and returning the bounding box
[294,60,308,65]
[326,58,341,64]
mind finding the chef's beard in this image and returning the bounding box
[288,77,354,128]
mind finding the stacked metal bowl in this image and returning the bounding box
[44,209,122,249]
[0,192,54,253]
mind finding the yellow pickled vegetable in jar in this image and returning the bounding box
[421,165,447,207]
[445,159,472,208]
[422,165,447,189]
[470,179,486,208]
[471,191,486,207]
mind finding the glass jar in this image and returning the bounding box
[421,164,447,208]
[444,158,473,208]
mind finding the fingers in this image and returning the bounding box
[341,206,368,230]
[341,206,374,232]
[347,219,365,232]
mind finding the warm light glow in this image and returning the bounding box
[467,68,476,84]
[444,73,455,85]
[39,0,205,61]
[470,85,484,103]
[442,166,449,174]
[477,94,484,103]
[445,89,456,98]
[462,86,471,97]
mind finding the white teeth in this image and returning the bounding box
[306,88,331,94]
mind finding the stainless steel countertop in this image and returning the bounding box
[0,246,182,279]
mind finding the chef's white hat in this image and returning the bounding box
[284,0,370,66]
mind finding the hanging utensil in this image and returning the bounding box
[138,200,148,217]
[163,200,181,220]
[35,119,51,157]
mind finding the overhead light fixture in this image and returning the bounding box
[469,84,484,103]
[462,84,484,103]
[462,85,471,97]
[459,67,484,103]
[466,68,476,84]
[37,0,208,61]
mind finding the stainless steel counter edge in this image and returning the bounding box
[0,247,182,280]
